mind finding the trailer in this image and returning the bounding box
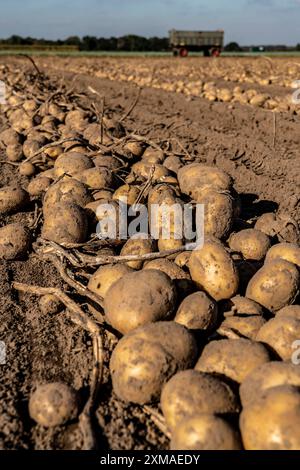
[169,29,224,57]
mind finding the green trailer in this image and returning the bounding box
[169,29,224,57]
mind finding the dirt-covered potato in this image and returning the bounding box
[93,189,113,201]
[158,236,184,252]
[265,242,300,268]
[104,270,177,334]
[229,229,271,261]
[110,321,198,404]
[240,385,300,450]
[39,294,63,315]
[161,370,239,431]
[93,155,123,171]
[43,178,92,215]
[195,338,271,383]
[0,185,29,215]
[197,189,234,239]
[276,304,300,320]
[188,240,239,301]
[22,139,40,159]
[256,316,300,360]
[65,109,88,131]
[163,155,183,174]
[54,151,93,178]
[240,362,300,407]
[44,145,64,159]
[19,161,35,176]
[42,202,88,244]
[220,315,266,340]
[174,291,218,331]
[79,167,114,190]
[88,263,134,299]
[27,176,52,197]
[112,184,140,205]
[120,236,156,269]
[170,414,242,450]
[0,128,20,146]
[222,295,264,317]
[174,251,191,268]
[127,162,170,184]
[0,223,30,260]
[255,212,300,244]
[29,382,78,427]
[123,141,145,158]
[178,163,233,201]
[142,147,164,164]
[144,258,192,299]
[6,143,23,162]
[246,259,300,312]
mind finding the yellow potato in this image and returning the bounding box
[220,315,266,340]
[0,185,29,214]
[265,242,300,268]
[229,229,271,261]
[170,414,242,450]
[54,151,93,178]
[256,316,300,360]
[223,295,264,317]
[43,178,92,215]
[197,189,234,239]
[6,143,23,162]
[88,264,134,299]
[104,269,177,334]
[110,321,198,404]
[27,176,52,197]
[161,370,239,431]
[195,338,271,383]
[240,385,300,450]
[240,362,300,407]
[79,167,114,190]
[0,223,30,259]
[276,304,300,320]
[188,240,239,301]
[112,184,140,205]
[120,236,156,269]
[246,259,300,312]
[174,291,218,331]
[42,202,88,244]
[19,161,35,176]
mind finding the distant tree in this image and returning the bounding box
[65,36,81,46]
[224,42,242,52]
[296,43,300,51]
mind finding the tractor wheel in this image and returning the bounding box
[212,48,221,57]
[179,48,188,57]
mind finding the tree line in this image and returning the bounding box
[0,35,170,51]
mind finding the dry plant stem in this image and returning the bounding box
[134,165,155,204]
[46,254,105,312]
[120,86,142,122]
[12,281,103,450]
[143,405,171,439]
[23,137,85,162]
[20,54,42,76]
[0,160,19,166]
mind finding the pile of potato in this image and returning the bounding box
[1,63,300,450]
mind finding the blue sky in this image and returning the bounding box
[0,0,299,45]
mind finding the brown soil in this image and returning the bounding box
[0,57,299,450]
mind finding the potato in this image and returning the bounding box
[6,143,23,162]
[174,291,218,331]
[93,189,113,201]
[0,223,30,260]
[246,259,300,312]
[54,152,93,178]
[188,240,239,301]
[174,251,191,268]
[44,145,64,159]
[161,370,239,431]
[144,258,193,299]
[65,109,88,131]
[43,178,92,215]
[256,316,300,360]
[222,295,264,317]
[29,382,78,427]
[220,315,266,340]
[0,128,20,146]
[88,263,134,299]
[104,270,177,334]
[79,167,114,190]
[19,161,35,176]
[229,229,271,261]
[112,184,140,205]
[170,414,242,450]
[110,321,198,404]
[265,242,300,268]
[127,162,170,183]
[123,141,145,158]
[142,147,164,164]
[240,362,300,407]
[42,202,88,244]
[0,185,29,214]
[158,236,184,252]
[27,176,52,197]
[120,236,156,269]
[197,190,234,239]
[163,155,183,174]
[148,184,178,206]
[255,212,300,244]
[240,385,300,450]
[276,304,300,320]
[93,155,122,171]
[195,339,271,383]
[39,294,63,315]
[178,163,233,201]
[23,140,40,159]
